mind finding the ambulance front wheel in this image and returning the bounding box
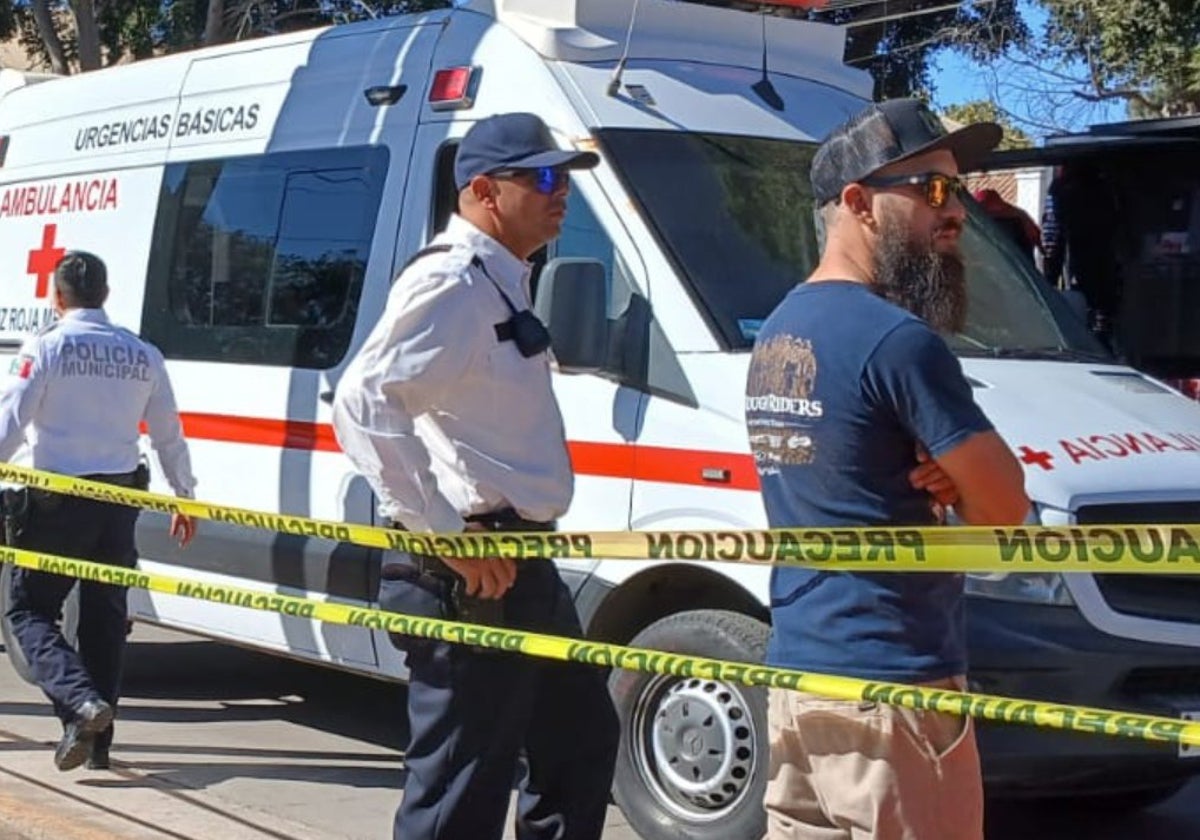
[608,609,769,840]
[0,562,80,685]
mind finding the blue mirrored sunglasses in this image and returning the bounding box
[490,166,571,195]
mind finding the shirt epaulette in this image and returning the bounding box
[395,244,476,294]
[422,245,474,277]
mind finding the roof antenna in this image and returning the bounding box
[607,0,643,97]
[751,9,785,111]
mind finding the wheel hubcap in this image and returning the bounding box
[636,677,757,819]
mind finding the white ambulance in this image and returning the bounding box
[2,1,1200,836]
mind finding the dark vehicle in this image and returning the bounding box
[969,117,1200,809]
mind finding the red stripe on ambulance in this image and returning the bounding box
[159,413,760,491]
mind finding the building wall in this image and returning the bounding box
[965,166,1050,225]
[0,38,37,72]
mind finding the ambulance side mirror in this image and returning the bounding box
[534,258,609,373]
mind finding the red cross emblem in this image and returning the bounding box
[26,224,65,299]
[1018,446,1055,471]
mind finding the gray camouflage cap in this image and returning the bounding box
[811,99,1002,205]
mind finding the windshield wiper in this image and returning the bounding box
[957,346,1112,362]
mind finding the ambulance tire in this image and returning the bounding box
[0,561,80,685]
[609,609,769,840]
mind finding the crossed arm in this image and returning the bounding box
[910,431,1030,525]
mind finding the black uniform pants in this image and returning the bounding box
[4,476,140,749]
[379,544,619,840]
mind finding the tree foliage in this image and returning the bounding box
[824,0,1027,101]
[1040,0,1200,117]
[942,99,1032,149]
[7,0,448,74]
[8,0,1197,128]
[689,0,1027,100]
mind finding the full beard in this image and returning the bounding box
[869,215,968,334]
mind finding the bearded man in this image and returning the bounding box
[744,99,1031,840]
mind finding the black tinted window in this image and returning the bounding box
[599,128,1103,359]
[599,129,817,349]
[143,146,389,368]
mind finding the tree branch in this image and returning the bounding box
[29,0,69,74]
[68,0,102,70]
[204,0,227,45]
[1073,86,1155,110]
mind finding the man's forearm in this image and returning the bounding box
[953,487,1031,526]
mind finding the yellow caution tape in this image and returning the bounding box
[2,543,1198,749]
[4,463,1200,572]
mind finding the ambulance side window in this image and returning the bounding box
[142,145,390,369]
[554,191,696,407]
[555,190,618,284]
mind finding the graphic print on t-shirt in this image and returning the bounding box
[745,334,824,473]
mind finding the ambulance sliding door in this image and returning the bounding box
[133,22,439,675]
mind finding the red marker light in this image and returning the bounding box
[429,67,480,111]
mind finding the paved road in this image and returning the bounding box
[2,625,1199,839]
[0,624,635,840]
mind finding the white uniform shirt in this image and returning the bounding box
[333,215,573,534]
[0,308,196,497]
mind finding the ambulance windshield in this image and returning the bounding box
[597,129,1106,360]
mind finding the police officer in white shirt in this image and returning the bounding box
[0,251,196,773]
[333,112,618,840]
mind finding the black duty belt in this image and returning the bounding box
[80,464,148,490]
[464,508,556,533]
[386,507,556,534]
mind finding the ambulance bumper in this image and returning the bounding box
[968,598,1200,797]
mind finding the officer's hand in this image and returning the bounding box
[440,522,516,600]
[170,513,196,548]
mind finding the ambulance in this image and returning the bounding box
[2,1,1200,837]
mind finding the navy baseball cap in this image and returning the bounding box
[454,113,599,191]
[811,98,1002,205]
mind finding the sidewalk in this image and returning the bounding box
[0,629,397,840]
[0,723,334,840]
[0,731,635,840]
[0,627,638,840]
[0,816,32,840]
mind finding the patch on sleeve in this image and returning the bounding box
[9,355,34,379]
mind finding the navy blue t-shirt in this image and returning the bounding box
[745,281,993,682]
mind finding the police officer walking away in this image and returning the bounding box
[0,251,196,772]
[333,112,619,840]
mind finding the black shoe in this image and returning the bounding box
[54,700,114,772]
[86,743,110,771]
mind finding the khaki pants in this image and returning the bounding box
[763,677,983,840]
